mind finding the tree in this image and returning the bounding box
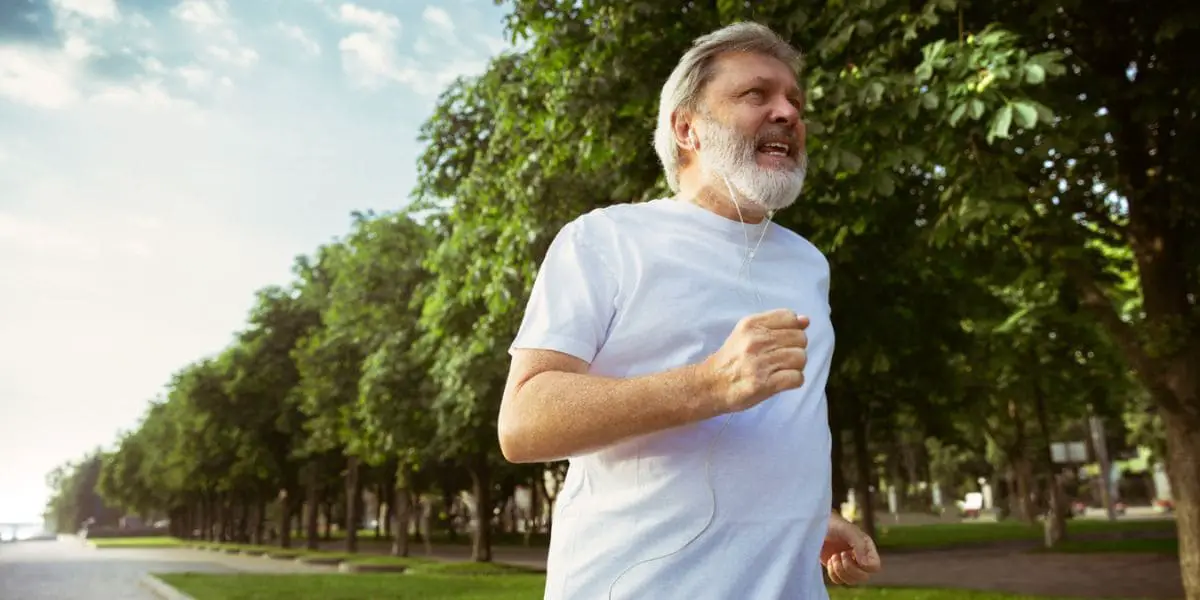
[45,451,121,534]
[920,3,1199,592]
[328,210,440,556]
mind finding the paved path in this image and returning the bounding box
[0,537,335,600]
[313,538,1185,599]
[870,545,1184,599]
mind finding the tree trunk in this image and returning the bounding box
[201,495,214,542]
[852,407,876,540]
[251,501,265,546]
[237,501,250,543]
[382,482,393,539]
[829,401,847,513]
[278,491,294,549]
[1007,399,1036,523]
[442,489,457,541]
[1163,409,1200,600]
[536,474,553,533]
[304,466,320,550]
[1032,378,1067,546]
[524,476,538,546]
[392,470,411,557]
[1065,106,1198,596]
[345,456,360,553]
[469,456,493,562]
[322,502,333,540]
[373,483,384,539]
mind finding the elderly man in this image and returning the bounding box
[499,21,881,600]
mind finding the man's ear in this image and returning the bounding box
[671,111,696,151]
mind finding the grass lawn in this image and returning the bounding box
[158,573,1137,600]
[87,536,189,549]
[159,573,545,600]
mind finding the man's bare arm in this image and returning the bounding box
[497,349,722,463]
[497,309,811,464]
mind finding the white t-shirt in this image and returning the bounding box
[510,197,834,600]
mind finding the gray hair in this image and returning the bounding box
[653,22,803,192]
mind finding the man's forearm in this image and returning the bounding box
[498,365,722,463]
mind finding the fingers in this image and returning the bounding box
[768,328,808,350]
[748,308,808,330]
[766,368,804,392]
[765,346,807,372]
[853,537,882,573]
[825,551,872,585]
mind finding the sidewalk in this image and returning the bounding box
[100,546,341,574]
[307,537,1184,598]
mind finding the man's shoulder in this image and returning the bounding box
[572,199,666,225]
[561,199,667,242]
[771,223,829,262]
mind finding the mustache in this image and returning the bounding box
[754,126,801,150]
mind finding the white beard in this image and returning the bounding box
[696,117,807,212]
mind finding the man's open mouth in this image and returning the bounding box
[757,142,792,157]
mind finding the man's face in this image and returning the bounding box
[691,51,808,211]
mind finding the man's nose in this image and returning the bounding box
[769,97,800,126]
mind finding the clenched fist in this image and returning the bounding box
[702,308,810,414]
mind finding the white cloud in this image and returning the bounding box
[126,215,164,231]
[279,23,321,56]
[120,239,153,258]
[207,43,258,68]
[129,13,152,28]
[0,213,100,260]
[0,47,81,109]
[338,4,400,32]
[177,65,212,89]
[421,6,454,32]
[142,57,167,74]
[332,3,486,95]
[335,4,416,89]
[90,80,203,117]
[413,36,435,56]
[172,0,257,72]
[479,34,508,55]
[413,57,487,96]
[51,0,120,21]
[62,35,99,60]
[171,0,229,29]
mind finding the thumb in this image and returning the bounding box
[853,535,881,570]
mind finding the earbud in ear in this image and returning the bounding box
[688,130,698,151]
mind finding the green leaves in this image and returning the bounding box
[1023,63,1045,85]
[1011,101,1038,129]
[987,103,1013,143]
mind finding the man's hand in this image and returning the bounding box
[702,308,810,414]
[820,513,882,586]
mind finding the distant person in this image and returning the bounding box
[499,21,881,600]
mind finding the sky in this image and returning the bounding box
[0,0,511,524]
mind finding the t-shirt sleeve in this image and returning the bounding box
[509,218,618,364]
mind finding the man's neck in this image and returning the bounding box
[678,180,769,224]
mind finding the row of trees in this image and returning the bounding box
[42,1,1197,595]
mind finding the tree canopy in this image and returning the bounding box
[39,1,1197,596]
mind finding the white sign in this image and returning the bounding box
[1051,441,1088,463]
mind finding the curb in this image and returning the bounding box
[139,574,196,600]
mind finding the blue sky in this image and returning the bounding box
[0,0,510,524]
